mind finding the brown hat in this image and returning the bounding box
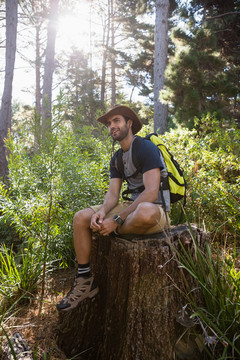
[97,105,142,135]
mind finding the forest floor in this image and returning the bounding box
[1,267,76,360]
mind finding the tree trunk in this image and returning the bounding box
[57,224,208,360]
[34,23,42,148]
[0,0,18,182]
[41,0,59,138]
[153,0,170,135]
[100,0,111,109]
[110,0,116,107]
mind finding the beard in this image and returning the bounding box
[110,124,130,141]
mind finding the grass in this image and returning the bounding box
[173,222,240,359]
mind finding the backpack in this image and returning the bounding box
[115,133,187,208]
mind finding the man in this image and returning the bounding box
[56,105,170,311]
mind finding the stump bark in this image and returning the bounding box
[57,224,209,360]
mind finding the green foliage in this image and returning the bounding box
[0,126,111,298]
[162,13,239,127]
[0,245,21,305]
[0,216,19,249]
[58,49,102,130]
[188,0,240,64]
[175,227,240,358]
[0,243,41,308]
[0,124,112,321]
[160,117,240,239]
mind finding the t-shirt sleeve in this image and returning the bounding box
[137,139,164,173]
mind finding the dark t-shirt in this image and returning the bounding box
[110,137,164,178]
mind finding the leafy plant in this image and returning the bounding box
[160,120,240,240]
[0,125,112,311]
[0,243,42,309]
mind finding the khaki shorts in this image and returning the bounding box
[89,201,170,234]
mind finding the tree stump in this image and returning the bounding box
[57,224,209,360]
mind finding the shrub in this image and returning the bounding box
[161,118,240,240]
[0,126,111,302]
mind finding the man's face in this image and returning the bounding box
[107,114,132,141]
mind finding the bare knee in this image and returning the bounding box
[134,203,160,226]
[73,208,93,229]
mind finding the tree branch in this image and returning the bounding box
[206,11,240,20]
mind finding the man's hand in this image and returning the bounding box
[90,210,105,232]
[99,217,118,236]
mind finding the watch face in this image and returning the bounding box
[114,215,124,225]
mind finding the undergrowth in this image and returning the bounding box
[173,222,240,359]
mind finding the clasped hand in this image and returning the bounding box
[90,213,118,236]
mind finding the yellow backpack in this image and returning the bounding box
[148,133,186,204]
[116,133,187,205]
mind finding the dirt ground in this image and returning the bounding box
[1,267,76,360]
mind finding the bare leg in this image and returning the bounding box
[56,208,99,311]
[118,202,163,234]
[73,208,95,264]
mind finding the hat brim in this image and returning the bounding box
[97,105,142,135]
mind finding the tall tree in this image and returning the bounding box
[100,0,111,109]
[16,0,48,146]
[190,0,240,63]
[192,0,240,121]
[110,0,116,107]
[95,0,154,108]
[113,0,155,101]
[60,48,101,131]
[32,1,47,146]
[153,0,170,134]
[161,0,239,127]
[41,0,59,137]
[0,0,18,182]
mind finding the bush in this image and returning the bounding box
[0,126,111,267]
[0,125,112,311]
[161,117,240,240]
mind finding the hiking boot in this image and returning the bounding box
[56,275,99,311]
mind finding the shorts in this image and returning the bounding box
[89,201,170,234]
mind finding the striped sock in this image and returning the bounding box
[77,263,91,278]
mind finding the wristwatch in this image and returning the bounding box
[113,214,124,226]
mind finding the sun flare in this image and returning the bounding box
[57,2,99,53]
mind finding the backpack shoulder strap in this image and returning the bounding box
[114,148,124,178]
[131,135,144,175]
[145,132,158,140]
[114,136,144,179]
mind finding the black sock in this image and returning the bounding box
[77,263,91,278]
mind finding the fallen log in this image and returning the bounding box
[57,224,209,360]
